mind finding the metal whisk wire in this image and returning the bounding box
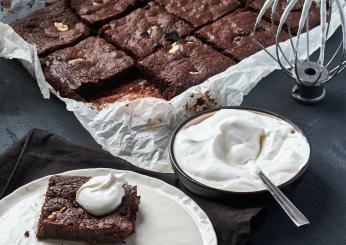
[251,0,346,103]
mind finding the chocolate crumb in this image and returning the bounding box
[153,42,163,50]
[24,231,29,238]
[140,31,150,38]
[256,26,267,33]
[164,31,180,42]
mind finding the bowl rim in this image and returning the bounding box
[169,106,312,195]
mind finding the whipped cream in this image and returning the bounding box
[76,173,127,216]
[174,109,310,192]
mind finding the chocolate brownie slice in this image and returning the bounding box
[159,0,242,28]
[197,9,288,61]
[90,77,165,107]
[71,0,145,24]
[36,175,140,243]
[138,36,234,99]
[11,1,89,56]
[101,2,192,58]
[41,37,135,101]
[246,0,321,34]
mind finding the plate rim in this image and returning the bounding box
[0,168,217,245]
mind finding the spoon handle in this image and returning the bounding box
[258,171,310,227]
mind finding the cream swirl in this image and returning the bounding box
[76,173,127,216]
[174,109,310,192]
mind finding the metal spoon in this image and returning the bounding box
[258,170,310,227]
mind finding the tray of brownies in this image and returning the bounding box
[0,0,342,171]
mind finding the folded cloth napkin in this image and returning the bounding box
[0,128,262,245]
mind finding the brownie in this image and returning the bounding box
[246,0,321,34]
[101,2,192,58]
[197,9,289,61]
[90,78,165,107]
[36,175,140,243]
[11,1,89,56]
[41,37,135,101]
[71,0,145,24]
[159,0,242,28]
[138,36,234,99]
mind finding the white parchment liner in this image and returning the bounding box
[0,1,344,172]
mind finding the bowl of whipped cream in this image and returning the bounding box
[169,107,311,199]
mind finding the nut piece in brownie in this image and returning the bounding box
[138,36,234,99]
[41,37,135,101]
[101,2,192,58]
[197,9,288,61]
[71,0,145,24]
[11,1,89,56]
[159,0,242,28]
[90,77,165,107]
[36,175,140,243]
[246,0,321,34]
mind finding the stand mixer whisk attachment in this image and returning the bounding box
[252,0,346,104]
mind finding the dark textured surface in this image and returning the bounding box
[246,0,321,33]
[71,0,144,24]
[197,8,288,61]
[159,0,241,28]
[41,36,134,101]
[11,1,89,56]
[138,36,234,99]
[37,175,140,243]
[101,2,192,58]
[0,30,346,245]
[0,58,101,153]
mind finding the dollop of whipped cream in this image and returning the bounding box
[174,109,310,192]
[76,173,127,216]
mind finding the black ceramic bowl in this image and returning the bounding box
[169,106,312,202]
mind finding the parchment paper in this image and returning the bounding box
[0,0,343,172]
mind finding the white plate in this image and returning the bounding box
[0,168,217,245]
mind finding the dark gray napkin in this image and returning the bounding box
[0,128,262,245]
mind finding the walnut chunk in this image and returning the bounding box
[54,22,68,32]
[67,58,85,65]
[92,0,104,5]
[147,25,159,35]
[168,42,180,54]
[47,212,57,220]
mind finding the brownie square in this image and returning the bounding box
[90,77,166,107]
[159,0,242,28]
[11,1,89,56]
[138,36,234,99]
[36,175,140,243]
[246,0,321,34]
[71,0,145,24]
[101,2,192,58]
[197,9,288,61]
[41,37,135,101]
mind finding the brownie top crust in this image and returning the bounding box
[71,0,143,24]
[160,0,242,28]
[41,36,134,100]
[138,36,234,99]
[11,1,89,56]
[36,175,140,243]
[246,0,321,33]
[197,8,288,61]
[101,2,192,58]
